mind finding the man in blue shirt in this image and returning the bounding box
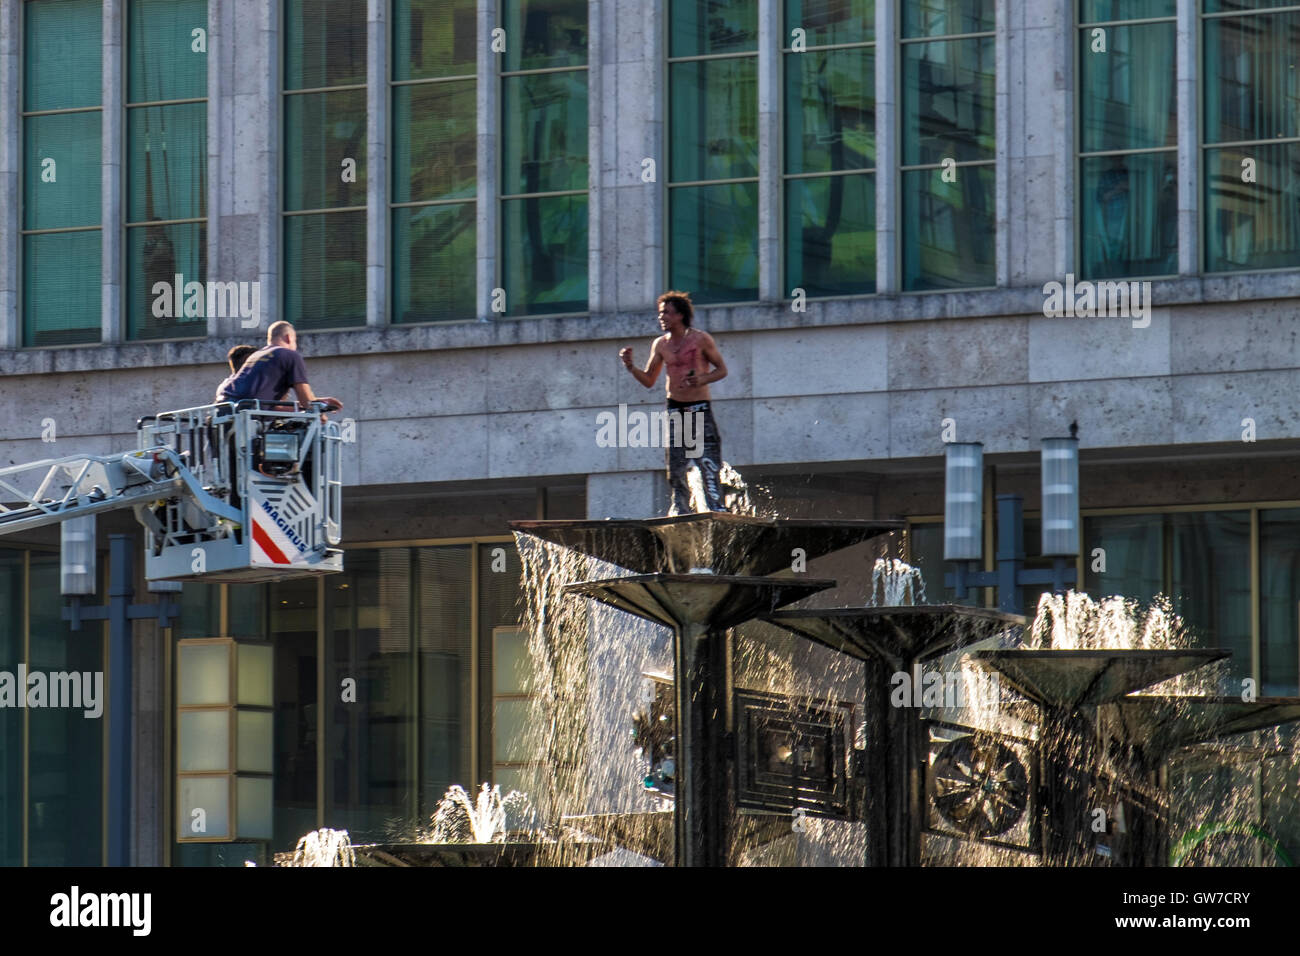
[221,321,342,415]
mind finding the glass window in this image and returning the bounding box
[1085,511,1252,687]
[667,0,758,302]
[670,184,758,303]
[478,545,526,794]
[900,0,995,290]
[126,0,209,343]
[283,0,367,331]
[0,551,22,866]
[783,5,875,298]
[1077,6,1177,279]
[391,0,477,324]
[21,0,103,346]
[500,1,589,317]
[27,554,103,865]
[1260,509,1300,696]
[269,576,318,850]
[1202,5,1300,273]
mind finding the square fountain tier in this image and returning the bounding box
[1105,696,1300,757]
[765,605,1025,667]
[565,574,838,630]
[972,649,1229,710]
[511,514,904,577]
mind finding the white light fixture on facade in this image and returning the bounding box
[176,638,274,843]
[943,442,984,561]
[60,515,96,595]
[1041,436,1081,557]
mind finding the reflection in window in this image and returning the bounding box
[784,1,875,297]
[1078,10,1177,278]
[900,1,995,290]
[22,0,103,346]
[391,0,477,323]
[1203,7,1300,273]
[126,0,208,340]
[668,0,758,302]
[500,1,589,316]
[283,0,367,330]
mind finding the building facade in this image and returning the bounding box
[0,0,1298,864]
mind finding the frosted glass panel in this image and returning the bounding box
[494,699,532,763]
[179,710,230,771]
[237,711,274,774]
[493,627,528,695]
[179,642,230,705]
[236,777,274,840]
[178,775,230,840]
[237,643,274,707]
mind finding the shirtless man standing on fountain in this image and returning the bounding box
[620,291,728,514]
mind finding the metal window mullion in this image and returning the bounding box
[665,50,758,64]
[20,224,103,235]
[391,73,475,87]
[780,40,876,54]
[1177,0,1197,275]
[1202,3,1300,15]
[898,30,995,43]
[1251,507,1261,689]
[282,83,367,96]
[876,0,896,293]
[368,0,387,328]
[783,167,876,180]
[500,188,587,200]
[758,0,779,301]
[391,197,476,209]
[1078,16,1177,28]
[995,0,1008,287]
[1076,145,1177,157]
[469,543,479,785]
[587,0,603,313]
[20,105,103,119]
[283,205,368,216]
[499,63,589,77]
[125,216,206,227]
[125,96,207,109]
[1203,135,1300,150]
[665,177,760,188]
[477,0,498,321]
[316,576,325,830]
[104,0,123,345]
[899,159,996,171]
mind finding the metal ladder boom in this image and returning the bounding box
[0,446,239,538]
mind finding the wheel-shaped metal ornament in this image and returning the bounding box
[931,735,1030,838]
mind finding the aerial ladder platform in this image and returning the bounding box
[0,400,344,582]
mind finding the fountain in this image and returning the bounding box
[511,513,1300,868]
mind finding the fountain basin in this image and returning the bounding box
[766,605,1024,667]
[972,649,1228,709]
[566,574,837,630]
[513,514,902,577]
[1106,696,1300,757]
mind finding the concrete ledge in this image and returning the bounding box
[2,269,1298,374]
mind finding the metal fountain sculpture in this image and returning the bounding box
[510,434,1300,867]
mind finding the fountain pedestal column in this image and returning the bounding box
[566,573,836,867]
[767,606,1025,866]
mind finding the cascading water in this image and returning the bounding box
[425,784,536,844]
[288,828,355,867]
[869,557,926,606]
